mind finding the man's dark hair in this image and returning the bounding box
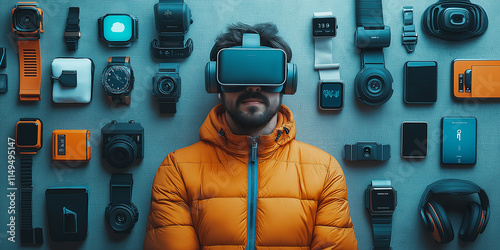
[210,22,292,62]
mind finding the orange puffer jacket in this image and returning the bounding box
[144,104,358,249]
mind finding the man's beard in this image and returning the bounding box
[223,91,281,130]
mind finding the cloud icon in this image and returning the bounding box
[111,22,125,33]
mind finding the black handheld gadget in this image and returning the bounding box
[404,61,437,103]
[101,120,144,168]
[151,0,193,59]
[401,121,428,158]
[152,63,181,114]
[105,173,138,233]
[354,0,393,105]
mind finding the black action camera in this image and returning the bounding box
[422,0,488,41]
[152,63,181,114]
[151,0,193,59]
[12,6,43,34]
[354,0,393,106]
[343,142,391,161]
[101,120,144,168]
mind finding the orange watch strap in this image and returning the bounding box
[18,39,41,101]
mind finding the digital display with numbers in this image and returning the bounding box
[312,17,337,37]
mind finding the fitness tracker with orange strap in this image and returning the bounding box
[11,2,44,101]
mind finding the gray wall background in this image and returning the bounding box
[0,0,499,249]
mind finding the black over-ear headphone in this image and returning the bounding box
[419,179,490,243]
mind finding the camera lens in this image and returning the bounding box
[367,78,382,94]
[442,8,470,32]
[107,207,136,232]
[363,146,372,158]
[158,76,175,95]
[105,135,138,168]
[451,13,466,25]
[14,9,39,32]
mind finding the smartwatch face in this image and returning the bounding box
[371,188,396,213]
[312,17,337,37]
[404,61,437,103]
[12,7,41,32]
[102,15,133,42]
[103,66,131,94]
[401,122,428,158]
[16,121,41,148]
[319,81,343,110]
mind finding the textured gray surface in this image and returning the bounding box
[0,0,499,249]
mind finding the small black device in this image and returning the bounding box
[45,188,88,241]
[441,117,476,165]
[152,63,181,114]
[365,180,397,250]
[404,61,437,103]
[0,47,6,68]
[105,173,139,233]
[16,118,43,245]
[422,0,488,41]
[101,120,144,169]
[401,121,428,158]
[318,81,343,110]
[419,179,489,243]
[102,57,135,105]
[343,141,391,161]
[312,16,337,37]
[151,0,193,59]
[354,0,393,106]
[0,74,7,93]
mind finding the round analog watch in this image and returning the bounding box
[102,57,134,105]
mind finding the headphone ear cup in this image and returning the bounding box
[205,62,219,93]
[425,201,454,243]
[459,202,483,242]
[283,63,297,95]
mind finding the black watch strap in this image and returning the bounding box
[356,0,384,28]
[20,155,43,245]
[371,215,393,250]
[110,173,133,205]
[64,7,81,51]
[402,6,417,53]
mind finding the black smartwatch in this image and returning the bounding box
[102,57,135,105]
[365,180,397,250]
[16,118,44,245]
[312,12,343,110]
[152,63,181,114]
[105,173,139,233]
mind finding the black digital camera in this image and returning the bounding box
[151,0,193,59]
[101,120,144,168]
[152,63,181,114]
[343,142,391,161]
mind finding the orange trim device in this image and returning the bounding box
[52,130,91,161]
[16,118,43,155]
[11,2,44,101]
[453,59,500,98]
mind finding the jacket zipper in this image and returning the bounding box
[247,137,259,250]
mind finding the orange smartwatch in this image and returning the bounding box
[11,2,44,101]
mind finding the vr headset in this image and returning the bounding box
[205,33,297,94]
[422,0,488,41]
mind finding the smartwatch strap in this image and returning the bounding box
[157,63,180,114]
[313,12,340,81]
[110,173,133,205]
[370,180,394,250]
[17,39,42,101]
[64,7,81,51]
[402,6,417,53]
[20,155,43,245]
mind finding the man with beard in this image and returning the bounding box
[144,23,358,250]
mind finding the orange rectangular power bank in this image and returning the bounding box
[52,130,91,161]
[453,60,500,98]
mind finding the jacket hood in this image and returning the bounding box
[199,103,296,159]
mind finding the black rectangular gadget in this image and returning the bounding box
[401,122,428,158]
[404,61,437,103]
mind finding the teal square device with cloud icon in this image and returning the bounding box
[441,117,477,165]
[99,14,138,47]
